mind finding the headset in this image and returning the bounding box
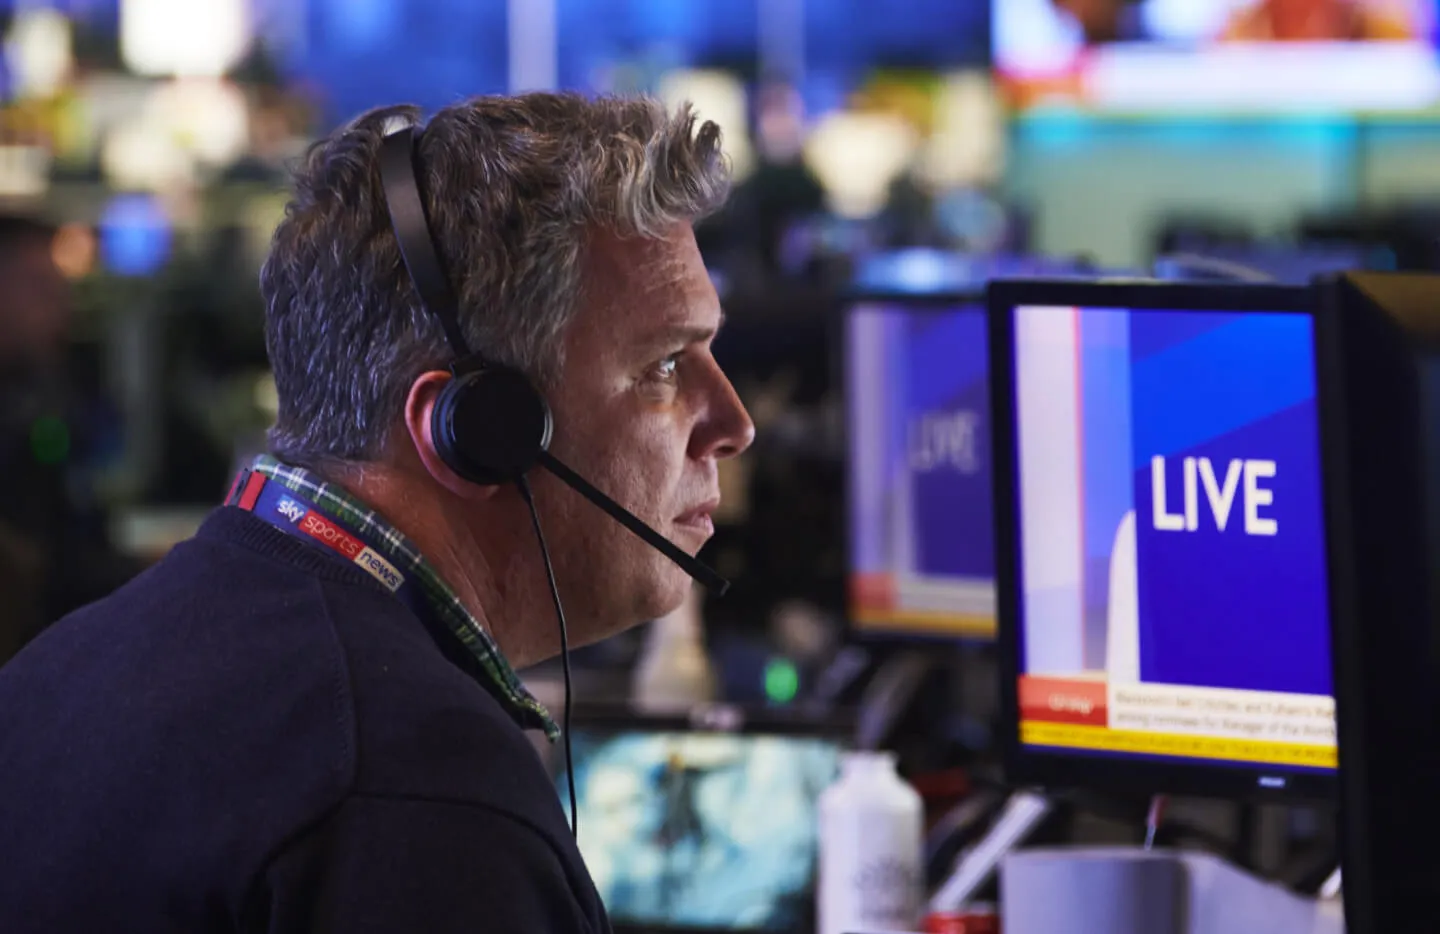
[377,123,731,838]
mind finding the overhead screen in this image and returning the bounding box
[995,0,1440,111]
[995,284,1336,798]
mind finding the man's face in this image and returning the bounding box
[534,222,754,646]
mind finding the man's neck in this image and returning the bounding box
[310,456,559,669]
[323,463,499,634]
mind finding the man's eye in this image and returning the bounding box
[650,354,681,382]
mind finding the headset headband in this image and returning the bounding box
[379,125,473,359]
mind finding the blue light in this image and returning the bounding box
[325,0,398,52]
[99,194,172,278]
[854,247,972,294]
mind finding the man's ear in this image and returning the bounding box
[404,371,503,501]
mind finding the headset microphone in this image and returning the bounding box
[535,451,728,594]
[378,124,730,839]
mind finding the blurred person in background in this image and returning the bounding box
[0,93,753,933]
[0,214,141,662]
[715,79,827,282]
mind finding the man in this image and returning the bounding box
[0,93,754,932]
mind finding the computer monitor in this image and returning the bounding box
[843,254,1107,642]
[987,278,1335,802]
[556,708,847,934]
[845,293,996,640]
[1313,272,1440,934]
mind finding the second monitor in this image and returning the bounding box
[846,295,995,640]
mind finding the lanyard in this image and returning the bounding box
[225,469,431,626]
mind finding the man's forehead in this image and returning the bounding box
[588,227,697,291]
[581,227,721,331]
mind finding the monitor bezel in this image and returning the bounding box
[986,277,1336,804]
[838,288,1000,645]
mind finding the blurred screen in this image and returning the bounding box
[996,0,1440,111]
[846,302,996,639]
[560,728,842,931]
[1008,302,1335,776]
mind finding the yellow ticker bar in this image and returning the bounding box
[1021,720,1336,770]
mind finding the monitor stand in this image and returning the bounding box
[998,846,1345,934]
[855,649,940,749]
[928,790,1054,911]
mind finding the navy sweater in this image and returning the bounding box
[0,506,609,933]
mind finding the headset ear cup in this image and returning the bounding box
[430,374,486,483]
[430,365,553,486]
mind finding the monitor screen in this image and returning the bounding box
[846,300,996,639]
[995,0,1440,112]
[1001,291,1336,793]
[559,726,843,931]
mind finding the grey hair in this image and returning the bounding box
[260,92,732,469]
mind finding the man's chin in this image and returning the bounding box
[542,587,683,661]
[549,554,696,655]
[613,557,688,630]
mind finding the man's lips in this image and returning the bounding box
[675,498,721,532]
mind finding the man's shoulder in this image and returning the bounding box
[186,507,575,845]
[253,789,608,934]
[0,513,369,916]
[330,589,568,836]
[8,513,364,764]
[4,504,571,866]
[181,510,567,837]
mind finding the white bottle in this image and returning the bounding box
[817,750,924,934]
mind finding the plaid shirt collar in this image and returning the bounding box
[249,454,559,740]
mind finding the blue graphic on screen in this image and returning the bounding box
[559,730,841,931]
[847,303,996,637]
[1129,312,1331,696]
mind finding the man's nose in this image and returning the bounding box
[692,358,755,461]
